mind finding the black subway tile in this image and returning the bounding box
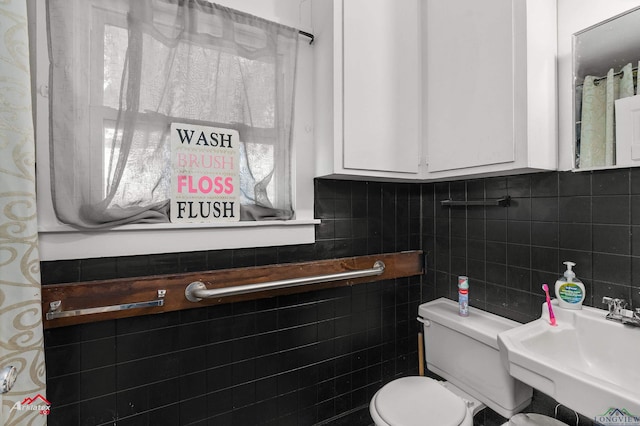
[179,395,209,425]
[81,337,116,371]
[559,171,591,196]
[559,223,592,251]
[315,178,336,199]
[507,198,532,221]
[507,220,531,245]
[467,239,485,262]
[531,246,559,274]
[486,177,508,198]
[178,250,208,272]
[116,255,151,278]
[41,259,80,284]
[79,257,118,281]
[486,241,507,264]
[334,198,352,219]
[206,248,233,270]
[148,253,179,275]
[593,253,631,286]
[507,244,531,269]
[334,180,352,200]
[592,195,630,225]
[467,180,485,200]
[507,175,531,198]
[531,173,558,197]
[531,222,558,248]
[486,262,507,286]
[631,195,640,225]
[486,220,507,242]
[46,344,80,378]
[45,325,82,348]
[79,367,116,400]
[46,403,79,426]
[531,197,559,222]
[148,404,180,426]
[467,218,485,240]
[593,224,631,255]
[232,248,256,268]
[632,168,640,194]
[506,266,531,292]
[559,196,591,223]
[593,168,630,195]
[117,386,149,418]
[78,394,117,425]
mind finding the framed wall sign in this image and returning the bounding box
[170,123,240,223]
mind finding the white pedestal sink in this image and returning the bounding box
[497,301,640,422]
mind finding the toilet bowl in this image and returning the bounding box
[370,377,478,426]
[369,376,567,426]
[369,298,569,426]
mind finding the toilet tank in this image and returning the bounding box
[418,298,532,418]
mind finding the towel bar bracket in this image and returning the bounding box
[185,281,208,303]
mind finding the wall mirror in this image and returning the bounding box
[573,6,640,170]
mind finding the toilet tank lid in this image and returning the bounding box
[418,298,521,349]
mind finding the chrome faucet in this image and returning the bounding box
[602,297,640,327]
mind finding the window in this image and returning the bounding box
[32,0,317,260]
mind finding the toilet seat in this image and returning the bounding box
[370,376,470,426]
[370,377,569,426]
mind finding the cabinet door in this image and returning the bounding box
[423,0,518,173]
[342,0,421,174]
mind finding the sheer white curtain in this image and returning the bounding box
[0,1,46,424]
[47,0,298,228]
[579,62,635,168]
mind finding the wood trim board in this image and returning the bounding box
[42,251,424,328]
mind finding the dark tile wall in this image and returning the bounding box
[42,168,639,426]
[42,179,424,426]
[424,168,640,426]
[423,168,640,326]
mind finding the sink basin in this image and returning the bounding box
[497,301,640,420]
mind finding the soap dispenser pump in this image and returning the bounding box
[554,261,585,309]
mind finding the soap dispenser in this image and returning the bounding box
[554,261,585,309]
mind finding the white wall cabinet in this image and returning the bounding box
[313,0,557,182]
[312,0,422,180]
[421,0,558,180]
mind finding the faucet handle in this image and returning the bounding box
[615,298,628,311]
[602,297,614,312]
[602,297,627,314]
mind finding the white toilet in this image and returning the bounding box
[370,298,568,426]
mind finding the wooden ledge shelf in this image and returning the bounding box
[42,251,424,328]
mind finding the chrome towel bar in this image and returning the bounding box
[185,261,386,302]
[440,196,510,207]
[46,290,166,320]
